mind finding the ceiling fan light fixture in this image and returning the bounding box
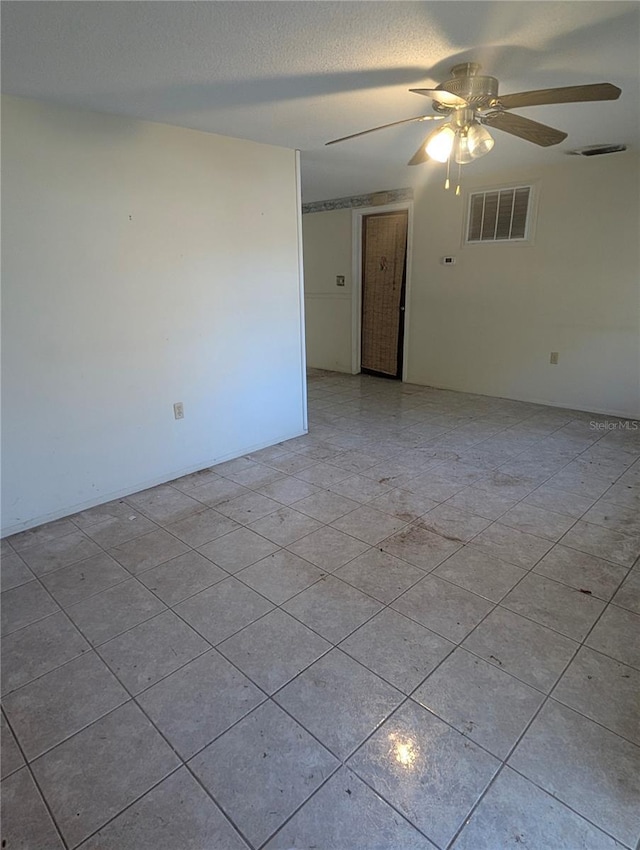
[453,131,475,164]
[425,125,455,162]
[466,123,495,159]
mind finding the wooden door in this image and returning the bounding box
[361,210,408,378]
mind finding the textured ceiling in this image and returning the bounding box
[2,1,638,202]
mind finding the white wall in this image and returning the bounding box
[302,209,353,372]
[1,96,306,535]
[302,153,640,417]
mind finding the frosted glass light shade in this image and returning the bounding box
[453,133,474,164]
[425,125,455,162]
[467,124,494,159]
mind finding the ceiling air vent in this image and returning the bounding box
[569,144,627,157]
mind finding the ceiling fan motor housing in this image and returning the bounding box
[435,63,499,111]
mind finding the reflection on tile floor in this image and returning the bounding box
[2,370,639,849]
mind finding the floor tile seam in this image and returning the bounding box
[0,612,92,698]
[429,509,556,572]
[312,416,636,527]
[501,762,636,850]
[263,721,449,850]
[492,510,580,542]
[117,537,245,580]
[216,624,335,698]
[166,686,343,809]
[550,485,639,511]
[280,500,368,525]
[0,708,25,782]
[3,697,184,850]
[467,587,638,842]
[230,561,329,607]
[1,538,18,555]
[347,739,499,850]
[399,684,538,765]
[150,514,257,550]
[16,507,196,583]
[545,691,640,750]
[445,457,639,571]
[3,687,133,767]
[0,545,33,574]
[390,565,563,693]
[487,597,600,647]
[120,495,212,526]
[281,538,376,574]
[535,596,640,733]
[429,446,640,846]
[442,756,631,850]
[219,503,315,529]
[266,583,389,653]
[96,643,213,701]
[334,629,458,699]
[62,505,269,624]
[251,483,328,506]
[65,762,186,850]
[1,563,71,639]
[441,761,510,849]
[2,753,70,849]
[39,571,137,613]
[59,594,172,652]
[332,555,439,606]
[6,535,129,583]
[548,536,640,570]
[530,559,633,603]
[121,563,357,714]
[132,568,231,609]
[560,514,640,547]
[34,634,277,843]
[1,637,135,701]
[392,558,521,608]
[493,555,631,601]
[236,521,332,550]
[183,755,287,850]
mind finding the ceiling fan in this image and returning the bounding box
[326,63,621,183]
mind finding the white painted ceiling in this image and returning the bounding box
[2,1,638,202]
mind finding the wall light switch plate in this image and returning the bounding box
[550,352,559,365]
[336,275,345,286]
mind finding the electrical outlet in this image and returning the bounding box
[173,402,184,420]
[550,352,559,365]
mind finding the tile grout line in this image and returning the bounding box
[441,560,638,850]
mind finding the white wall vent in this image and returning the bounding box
[466,185,533,243]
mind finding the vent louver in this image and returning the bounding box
[466,186,532,243]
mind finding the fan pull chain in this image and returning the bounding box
[455,159,462,196]
[444,155,451,190]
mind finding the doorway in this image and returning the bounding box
[352,202,412,380]
[359,209,408,379]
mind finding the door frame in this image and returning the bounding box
[351,200,414,379]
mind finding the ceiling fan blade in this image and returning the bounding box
[483,111,567,146]
[409,88,468,107]
[325,114,443,146]
[493,83,621,110]
[407,134,432,166]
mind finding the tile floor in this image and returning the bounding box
[2,369,640,849]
